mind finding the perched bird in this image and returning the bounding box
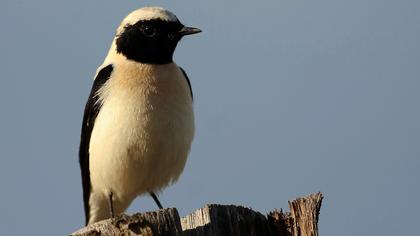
[79,7,200,225]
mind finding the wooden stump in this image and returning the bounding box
[268,192,323,236]
[181,204,272,236]
[71,192,323,236]
[70,208,182,236]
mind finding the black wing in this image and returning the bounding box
[179,67,193,100]
[79,64,113,225]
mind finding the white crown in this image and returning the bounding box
[122,7,178,25]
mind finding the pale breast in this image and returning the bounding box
[89,62,194,199]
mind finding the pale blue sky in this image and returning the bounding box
[1,1,419,235]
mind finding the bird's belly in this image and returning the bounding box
[89,91,194,200]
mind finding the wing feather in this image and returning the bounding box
[179,67,193,100]
[79,64,113,225]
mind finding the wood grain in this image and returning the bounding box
[71,192,323,236]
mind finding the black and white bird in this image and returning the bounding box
[79,7,200,225]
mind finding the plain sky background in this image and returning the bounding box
[1,0,419,235]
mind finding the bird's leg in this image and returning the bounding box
[150,192,163,209]
[108,192,115,218]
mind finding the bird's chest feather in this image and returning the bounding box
[89,63,194,195]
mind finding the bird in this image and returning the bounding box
[78,6,200,225]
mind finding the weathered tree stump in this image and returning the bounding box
[71,192,323,236]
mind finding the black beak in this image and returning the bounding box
[178,26,202,36]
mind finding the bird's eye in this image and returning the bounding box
[141,26,157,37]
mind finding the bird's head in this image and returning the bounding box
[114,7,201,64]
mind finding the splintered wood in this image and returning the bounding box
[288,192,323,236]
[181,204,272,235]
[71,192,323,236]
